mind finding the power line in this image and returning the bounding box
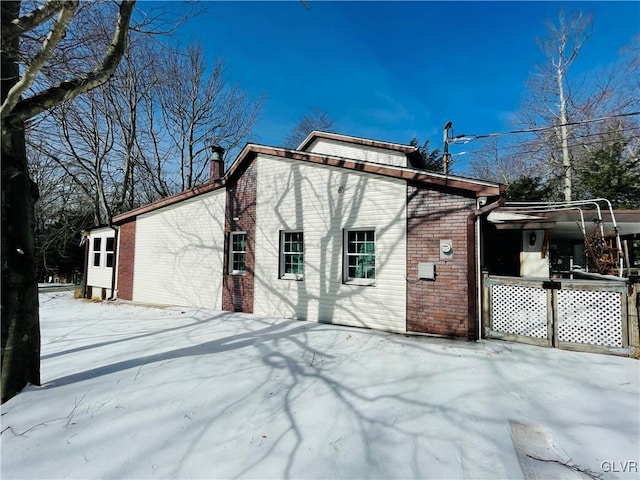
[466,139,639,164]
[449,111,640,145]
[464,125,640,158]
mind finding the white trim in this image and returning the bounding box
[343,227,377,286]
[92,237,102,267]
[114,225,121,298]
[228,231,247,275]
[230,144,500,190]
[105,235,115,269]
[279,230,304,281]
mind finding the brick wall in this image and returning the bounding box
[117,220,136,300]
[222,161,257,313]
[406,185,475,336]
[210,159,224,183]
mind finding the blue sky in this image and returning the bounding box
[170,1,639,172]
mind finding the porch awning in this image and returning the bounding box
[487,211,556,230]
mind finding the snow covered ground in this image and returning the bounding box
[2,292,638,479]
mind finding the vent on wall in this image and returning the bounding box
[418,262,436,280]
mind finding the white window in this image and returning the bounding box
[343,228,376,285]
[280,231,304,280]
[93,238,102,267]
[229,232,247,274]
[92,235,115,269]
[105,237,115,268]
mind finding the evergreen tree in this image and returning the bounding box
[409,137,443,173]
[575,140,640,208]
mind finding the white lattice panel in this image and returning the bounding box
[557,290,622,347]
[491,285,548,338]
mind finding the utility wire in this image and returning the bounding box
[468,136,640,160]
[449,111,640,144]
[461,125,640,158]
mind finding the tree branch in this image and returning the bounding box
[6,0,136,126]
[3,0,67,43]
[1,1,79,121]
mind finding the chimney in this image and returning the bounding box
[209,145,225,183]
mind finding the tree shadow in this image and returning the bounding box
[132,191,226,309]
[32,296,639,479]
[253,153,409,333]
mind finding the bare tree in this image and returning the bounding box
[1,0,136,403]
[468,137,541,183]
[517,11,593,201]
[24,20,261,317]
[158,43,263,190]
[28,140,91,282]
[498,11,639,202]
[34,32,158,226]
[284,108,335,148]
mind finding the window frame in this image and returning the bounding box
[228,231,247,275]
[279,230,304,281]
[92,237,102,267]
[343,228,377,286]
[105,237,115,268]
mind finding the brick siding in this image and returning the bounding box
[222,161,257,312]
[117,220,136,300]
[406,185,475,336]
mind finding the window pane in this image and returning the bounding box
[93,238,101,251]
[106,237,115,251]
[93,252,100,267]
[106,253,114,268]
[345,229,375,281]
[233,253,245,271]
[282,232,304,277]
[230,233,247,272]
[232,234,246,252]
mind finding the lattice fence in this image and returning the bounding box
[557,290,622,347]
[484,275,629,354]
[491,284,547,338]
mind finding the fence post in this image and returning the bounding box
[628,283,639,349]
[481,273,490,338]
[548,289,557,348]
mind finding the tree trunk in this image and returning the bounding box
[1,123,41,403]
[557,63,572,201]
[2,2,41,402]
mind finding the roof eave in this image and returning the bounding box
[113,144,503,223]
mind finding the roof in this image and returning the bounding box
[297,130,419,155]
[486,206,640,236]
[113,141,503,224]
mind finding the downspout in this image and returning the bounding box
[81,231,90,298]
[108,224,119,300]
[467,193,506,341]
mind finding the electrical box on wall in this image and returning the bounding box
[440,239,454,260]
[418,262,436,280]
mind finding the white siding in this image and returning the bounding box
[87,227,115,291]
[254,154,407,333]
[133,189,225,309]
[520,230,549,277]
[305,138,407,167]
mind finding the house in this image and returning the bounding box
[95,132,504,339]
[84,226,117,299]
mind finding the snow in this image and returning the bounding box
[2,292,639,479]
